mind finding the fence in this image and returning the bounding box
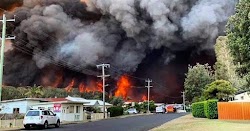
[218,102,250,120]
[0,119,23,128]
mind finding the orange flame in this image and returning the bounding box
[65,79,75,92]
[80,0,89,3]
[142,95,147,101]
[78,81,102,93]
[115,75,131,100]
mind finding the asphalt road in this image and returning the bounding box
[21,113,187,131]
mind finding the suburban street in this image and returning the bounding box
[20,113,187,131]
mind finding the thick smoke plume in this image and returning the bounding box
[1,0,237,102]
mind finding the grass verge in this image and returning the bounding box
[151,114,250,131]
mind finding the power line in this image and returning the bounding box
[0,14,15,102]
[145,78,152,113]
[97,64,110,119]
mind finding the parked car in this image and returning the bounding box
[156,106,166,114]
[126,108,138,114]
[23,110,60,129]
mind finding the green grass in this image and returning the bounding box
[152,114,250,131]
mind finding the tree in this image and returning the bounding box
[109,96,124,106]
[214,36,246,89]
[227,0,250,76]
[140,101,156,113]
[184,63,214,103]
[17,87,29,98]
[25,86,44,98]
[203,80,237,101]
[2,86,20,100]
[42,87,68,98]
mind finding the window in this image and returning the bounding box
[13,108,20,114]
[241,96,244,100]
[42,111,49,115]
[38,107,45,110]
[49,111,55,116]
[76,106,80,113]
[69,106,74,113]
[48,107,53,111]
[26,111,39,116]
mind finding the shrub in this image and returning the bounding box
[192,101,206,118]
[107,106,124,117]
[204,100,218,119]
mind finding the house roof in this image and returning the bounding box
[66,96,89,103]
[235,90,250,95]
[45,98,67,102]
[31,100,85,106]
[1,98,48,103]
[84,100,112,106]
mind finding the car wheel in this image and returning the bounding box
[55,120,60,128]
[24,125,30,130]
[44,121,48,129]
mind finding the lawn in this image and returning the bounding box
[151,114,250,131]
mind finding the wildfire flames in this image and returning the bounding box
[142,95,147,101]
[78,81,102,93]
[115,75,132,100]
[65,79,75,92]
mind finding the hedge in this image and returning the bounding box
[107,106,124,117]
[192,101,206,118]
[192,100,218,119]
[204,99,218,119]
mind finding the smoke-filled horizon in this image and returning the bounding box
[0,0,237,102]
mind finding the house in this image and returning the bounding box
[30,98,87,122]
[0,98,47,114]
[232,91,250,102]
[83,99,113,112]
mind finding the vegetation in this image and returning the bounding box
[204,100,218,119]
[192,100,218,119]
[214,36,245,89]
[140,101,156,113]
[184,63,214,103]
[107,106,124,117]
[152,114,250,131]
[109,96,124,106]
[192,101,206,118]
[227,0,250,89]
[203,80,237,101]
[1,86,106,101]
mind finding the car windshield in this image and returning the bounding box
[26,111,40,116]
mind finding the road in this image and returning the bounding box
[21,113,187,131]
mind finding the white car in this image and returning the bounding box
[23,110,60,129]
[126,108,138,114]
[156,106,165,114]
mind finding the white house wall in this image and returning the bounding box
[0,101,28,114]
[235,92,250,101]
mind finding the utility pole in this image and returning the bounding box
[0,14,15,102]
[145,79,152,113]
[97,64,110,119]
[181,91,186,112]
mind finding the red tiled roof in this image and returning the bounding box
[45,98,67,102]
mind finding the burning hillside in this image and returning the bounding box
[0,0,237,102]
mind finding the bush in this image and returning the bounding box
[204,100,218,119]
[192,101,206,118]
[107,106,124,117]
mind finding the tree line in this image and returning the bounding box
[2,85,124,106]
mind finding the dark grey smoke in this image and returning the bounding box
[2,0,236,89]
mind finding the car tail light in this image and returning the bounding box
[41,116,43,119]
